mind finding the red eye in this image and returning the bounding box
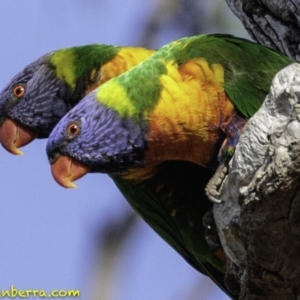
[13,85,25,98]
[67,123,80,136]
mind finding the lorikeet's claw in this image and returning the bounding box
[205,162,228,203]
[206,113,246,203]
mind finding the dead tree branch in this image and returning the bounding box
[225,0,300,60]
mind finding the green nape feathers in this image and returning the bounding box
[46,34,293,299]
[49,44,119,90]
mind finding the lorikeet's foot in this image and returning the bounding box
[206,113,247,203]
[205,162,228,203]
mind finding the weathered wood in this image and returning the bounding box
[214,63,300,299]
[225,0,300,61]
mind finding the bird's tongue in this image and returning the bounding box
[51,155,91,188]
[0,119,38,155]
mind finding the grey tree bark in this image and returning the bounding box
[214,64,300,299]
[218,2,300,298]
[225,0,300,61]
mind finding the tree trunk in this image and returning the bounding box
[225,0,300,61]
[213,63,300,299]
[218,2,300,297]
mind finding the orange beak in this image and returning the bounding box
[0,119,38,155]
[51,155,91,188]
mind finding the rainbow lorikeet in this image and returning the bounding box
[0,44,154,155]
[46,34,293,297]
[0,40,234,296]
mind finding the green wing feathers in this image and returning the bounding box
[165,34,293,117]
[100,34,292,120]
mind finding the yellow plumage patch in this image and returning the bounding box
[124,58,236,182]
[93,47,156,117]
[96,80,136,117]
[145,58,234,167]
[86,47,154,96]
[123,58,236,181]
[100,47,155,85]
[50,49,76,89]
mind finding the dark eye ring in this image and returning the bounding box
[67,123,80,136]
[13,85,25,98]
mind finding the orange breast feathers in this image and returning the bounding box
[145,58,235,166]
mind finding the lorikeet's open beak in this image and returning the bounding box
[0,119,38,155]
[51,155,91,188]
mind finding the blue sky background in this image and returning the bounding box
[0,1,248,299]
